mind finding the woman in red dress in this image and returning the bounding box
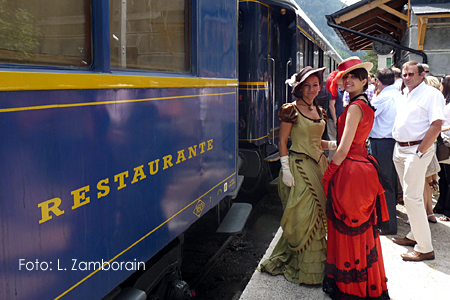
[322,57,390,299]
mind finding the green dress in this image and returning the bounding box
[260,103,328,285]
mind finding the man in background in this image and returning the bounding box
[368,67,401,235]
[392,67,403,91]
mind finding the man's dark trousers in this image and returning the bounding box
[369,138,398,234]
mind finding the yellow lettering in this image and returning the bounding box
[97,178,110,199]
[114,171,129,190]
[176,150,187,164]
[163,155,173,170]
[71,186,90,210]
[199,142,206,154]
[188,145,197,158]
[207,139,213,150]
[148,159,160,175]
[38,198,65,224]
[131,165,147,183]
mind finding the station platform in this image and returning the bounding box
[239,202,450,300]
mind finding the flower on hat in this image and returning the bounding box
[285,73,297,87]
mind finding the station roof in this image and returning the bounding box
[326,0,408,52]
[326,0,450,52]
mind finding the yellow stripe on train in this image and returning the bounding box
[0,71,238,91]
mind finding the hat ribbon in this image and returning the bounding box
[338,58,362,72]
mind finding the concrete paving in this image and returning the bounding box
[240,201,450,300]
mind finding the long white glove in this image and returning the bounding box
[280,155,295,187]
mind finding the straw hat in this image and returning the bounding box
[337,56,373,84]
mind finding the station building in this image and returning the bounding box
[326,0,450,77]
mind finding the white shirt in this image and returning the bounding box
[369,85,400,139]
[394,78,403,91]
[441,103,450,140]
[392,81,445,142]
[343,84,375,106]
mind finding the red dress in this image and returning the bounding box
[323,99,390,299]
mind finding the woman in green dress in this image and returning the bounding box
[260,66,336,285]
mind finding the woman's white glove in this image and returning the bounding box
[328,140,337,150]
[280,155,295,187]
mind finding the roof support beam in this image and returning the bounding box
[416,14,450,50]
[377,16,405,33]
[417,16,428,51]
[378,4,409,21]
[334,0,394,24]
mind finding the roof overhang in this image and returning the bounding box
[326,0,408,51]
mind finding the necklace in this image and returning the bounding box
[299,97,314,110]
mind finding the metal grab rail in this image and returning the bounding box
[285,58,292,104]
[269,57,275,145]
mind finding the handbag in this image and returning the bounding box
[437,135,450,162]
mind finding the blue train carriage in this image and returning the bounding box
[237,0,342,192]
[0,0,240,299]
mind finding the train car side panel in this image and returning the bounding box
[0,84,237,300]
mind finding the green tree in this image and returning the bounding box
[361,50,378,74]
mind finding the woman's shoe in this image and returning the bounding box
[439,215,450,222]
[428,213,437,223]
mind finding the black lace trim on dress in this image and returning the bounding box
[326,191,375,236]
[293,103,323,123]
[323,276,390,300]
[324,245,379,285]
[349,93,376,112]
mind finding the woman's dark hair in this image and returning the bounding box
[347,68,369,92]
[442,74,450,104]
[292,73,322,99]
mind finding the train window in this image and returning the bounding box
[299,34,305,70]
[0,0,91,67]
[313,45,319,68]
[110,0,190,73]
[318,48,324,68]
[308,40,314,67]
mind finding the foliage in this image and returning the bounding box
[361,50,378,74]
[294,0,367,60]
[0,0,41,59]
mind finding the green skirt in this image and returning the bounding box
[259,152,328,285]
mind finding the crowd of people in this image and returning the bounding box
[258,57,450,300]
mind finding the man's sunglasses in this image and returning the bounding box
[402,72,417,78]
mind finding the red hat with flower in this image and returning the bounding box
[326,56,373,98]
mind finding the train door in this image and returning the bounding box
[267,7,297,155]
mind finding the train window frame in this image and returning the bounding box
[109,0,191,74]
[0,0,93,69]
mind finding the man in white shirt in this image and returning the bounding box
[391,61,445,261]
[392,67,403,91]
[368,67,400,235]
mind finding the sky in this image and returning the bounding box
[341,0,362,5]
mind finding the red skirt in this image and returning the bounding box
[323,156,390,299]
